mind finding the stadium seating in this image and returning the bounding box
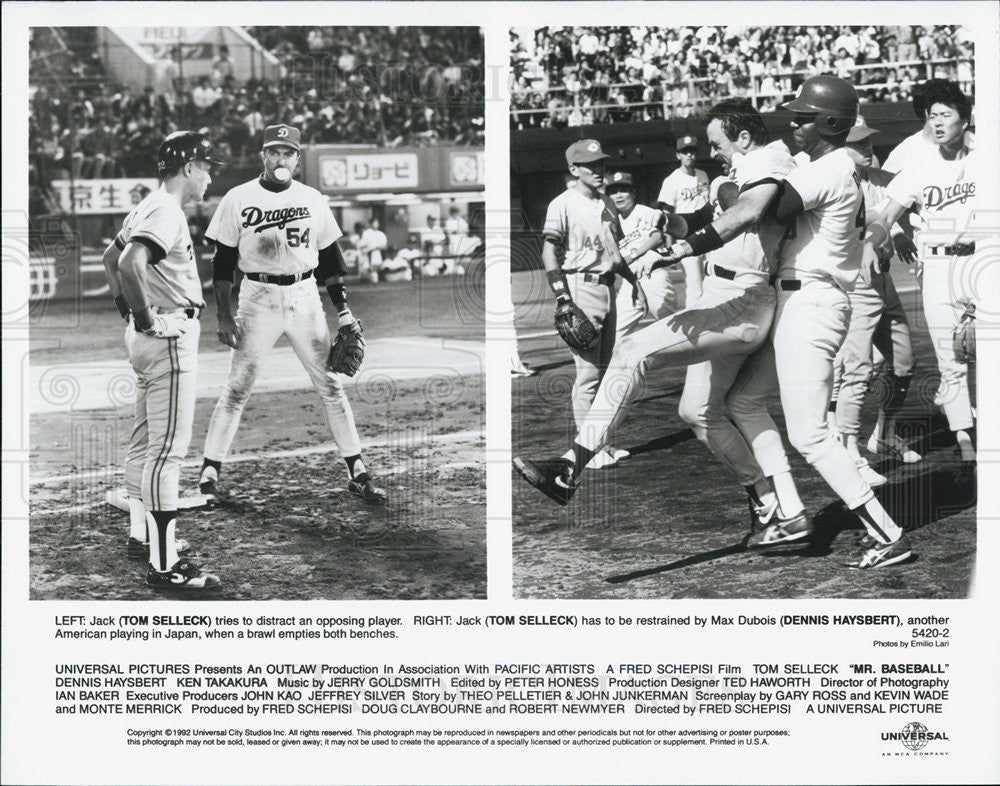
[510,25,973,129]
[30,26,485,180]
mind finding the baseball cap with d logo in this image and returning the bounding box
[263,124,302,152]
[566,139,611,166]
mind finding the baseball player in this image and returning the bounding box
[102,131,223,591]
[516,101,808,535]
[658,135,710,304]
[541,139,646,470]
[761,75,911,568]
[870,81,979,485]
[197,124,384,503]
[828,116,922,483]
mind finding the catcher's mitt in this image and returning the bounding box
[327,320,366,377]
[953,303,975,364]
[554,299,600,352]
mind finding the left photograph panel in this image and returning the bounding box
[27,26,486,599]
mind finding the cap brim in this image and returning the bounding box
[263,141,301,151]
[781,98,816,114]
[572,152,611,164]
[846,128,879,143]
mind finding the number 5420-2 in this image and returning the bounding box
[286,227,311,247]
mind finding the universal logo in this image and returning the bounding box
[881,722,950,757]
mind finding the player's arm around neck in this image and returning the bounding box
[674,183,780,259]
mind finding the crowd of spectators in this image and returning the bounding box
[29,26,484,182]
[510,25,973,129]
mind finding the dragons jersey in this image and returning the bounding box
[657,168,710,212]
[543,188,621,274]
[207,178,342,275]
[778,147,865,291]
[618,203,664,264]
[886,150,977,242]
[709,140,795,274]
[115,185,204,309]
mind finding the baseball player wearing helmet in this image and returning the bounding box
[870,81,979,487]
[541,139,647,470]
[761,75,911,568]
[198,124,384,503]
[101,130,223,591]
[515,101,806,529]
[829,116,921,478]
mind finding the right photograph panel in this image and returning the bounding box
[509,25,979,599]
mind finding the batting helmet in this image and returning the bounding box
[156,131,226,174]
[783,75,858,137]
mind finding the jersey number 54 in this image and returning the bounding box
[287,227,311,248]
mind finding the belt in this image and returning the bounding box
[246,269,314,285]
[710,264,736,280]
[565,270,615,286]
[777,280,801,291]
[151,305,202,319]
[927,242,976,257]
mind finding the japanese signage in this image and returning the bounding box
[318,154,419,191]
[448,151,486,186]
[51,179,159,215]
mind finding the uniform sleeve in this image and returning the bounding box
[542,196,567,244]
[129,203,180,258]
[738,145,793,192]
[783,161,831,212]
[885,167,920,210]
[206,191,240,247]
[656,173,676,207]
[601,197,623,243]
[316,192,343,249]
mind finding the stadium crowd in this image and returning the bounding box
[29,26,484,181]
[510,25,973,128]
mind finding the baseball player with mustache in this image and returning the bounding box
[516,101,808,536]
[198,124,384,503]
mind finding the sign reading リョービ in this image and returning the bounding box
[318,153,419,191]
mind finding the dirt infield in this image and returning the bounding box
[511,271,976,599]
[27,277,485,600]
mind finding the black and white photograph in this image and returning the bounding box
[509,24,984,599]
[25,24,486,599]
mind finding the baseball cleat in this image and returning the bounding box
[844,534,913,569]
[867,432,922,464]
[748,496,780,536]
[747,512,813,548]
[513,457,576,506]
[146,559,221,591]
[199,465,219,496]
[511,361,537,377]
[856,458,888,487]
[127,536,189,561]
[348,475,386,503]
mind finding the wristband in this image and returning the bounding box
[686,224,724,256]
[326,283,348,311]
[114,295,130,320]
[546,268,570,300]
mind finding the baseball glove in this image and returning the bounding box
[327,320,366,377]
[953,303,976,364]
[554,299,600,352]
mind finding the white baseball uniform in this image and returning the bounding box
[543,187,621,427]
[886,149,979,432]
[117,186,204,516]
[833,169,915,437]
[657,167,710,210]
[614,203,676,338]
[772,147,902,542]
[678,141,796,487]
[575,143,790,467]
[203,177,362,463]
